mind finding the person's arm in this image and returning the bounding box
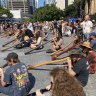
[89,21,93,32]
[36,84,51,96]
[68,58,83,77]
[57,39,63,46]
[67,58,76,76]
[0,68,7,86]
[35,37,42,46]
[80,22,84,28]
[36,90,44,96]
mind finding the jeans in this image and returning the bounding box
[83,33,89,40]
[0,86,13,96]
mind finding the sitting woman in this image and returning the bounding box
[36,67,85,96]
[51,31,63,51]
[30,29,42,49]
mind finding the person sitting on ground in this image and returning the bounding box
[0,52,32,96]
[11,27,34,49]
[30,29,42,49]
[36,67,85,96]
[51,31,63,52]
[81,41,96,74]
[15,36,33,49]
[67,50,89,87]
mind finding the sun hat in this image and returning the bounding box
[81,41,92,49]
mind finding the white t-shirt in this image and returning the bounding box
[27,23,34,32]
[81,20,93,33]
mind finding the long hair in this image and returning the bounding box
[50,67,85,96]
[34,29,41,41]
[57,32,62,41]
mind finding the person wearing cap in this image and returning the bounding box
[67,49,89,87]
[0,52,32,96]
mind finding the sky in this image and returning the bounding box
[38,0,45,7]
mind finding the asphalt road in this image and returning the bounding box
[0,34,96,96]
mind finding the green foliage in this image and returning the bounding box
[63,0,82,18]
[0,7,13,18]
[63,0,88,18]
[90,13,96,21]
[22,17,32,23]
[31,5,64,22]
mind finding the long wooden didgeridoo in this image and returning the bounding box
[1,41,23,52]
[25,39,54,55]
[2,38,16,47]
[0,31,8,36]
[0,63,8,68]
[51,38,89,60]
[51,39,75,56]
[27,57,69,70]
[1,44,17,52]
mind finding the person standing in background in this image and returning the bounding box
[81,15,93,40]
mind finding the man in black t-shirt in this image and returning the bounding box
[67,52,89,87]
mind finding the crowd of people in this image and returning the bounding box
[0,14,96,96]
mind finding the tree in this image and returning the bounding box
[85,0,91,14]
[63,2,80,17]
[31,5,64,22]
[63,0,86,18]
[0,7,13,18]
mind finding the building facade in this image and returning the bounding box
[45,0,56,5]
[35,0,38,8]
[8,0,38,15]
[56,0,65,10]
[68,0,74,5]
[85,0,96,15]
[44,0,74,10]
[0,0,8,8]
[8,0,29,15]
[64,0,74,7]
[28,0,38,14]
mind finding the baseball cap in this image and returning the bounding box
[4,52,18,61]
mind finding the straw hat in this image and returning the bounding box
[24,36,30,42]
[81,41,92,49]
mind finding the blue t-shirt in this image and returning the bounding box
[4,63,30,96]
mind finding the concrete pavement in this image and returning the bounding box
[0,35,96,96]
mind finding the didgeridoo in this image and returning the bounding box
[51,38,89,60]
[27,57,69,70]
